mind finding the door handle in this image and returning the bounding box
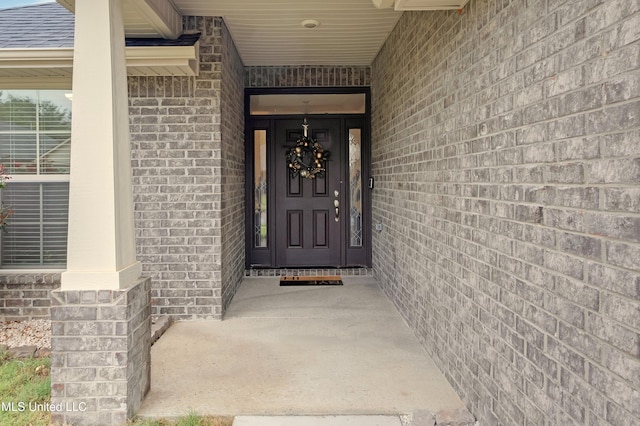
[334,197,339,222]
[335,207,339,222]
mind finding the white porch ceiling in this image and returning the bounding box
[173,0,403,66]
[58,0,404,66]
[54,0,473,67]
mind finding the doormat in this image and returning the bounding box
[280,275,343,286]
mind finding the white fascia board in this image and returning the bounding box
[126,44,198,64]
[126,42,199,75]
[0,77,72,89]
[0,43,199,85]
[0,48,74,69]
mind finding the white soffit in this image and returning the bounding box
[0,44,199,88]
[394,0,470,10]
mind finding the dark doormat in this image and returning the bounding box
[280,276,343,286]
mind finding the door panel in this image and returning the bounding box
[314,172,329,196]
[275,118,342,267]
[287,210,303,247]
[313,210,329,247]
[288,174,302,196]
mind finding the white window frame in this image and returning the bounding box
[0,89,71,271]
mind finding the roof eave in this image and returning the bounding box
[0,43,199,88]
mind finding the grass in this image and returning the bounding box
[128,413,234,426]
[0,352,51,426]
[0,351,233,426]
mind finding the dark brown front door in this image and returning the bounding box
[274,118,343,267]
[246,109,370,269]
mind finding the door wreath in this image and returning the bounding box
[286,119,330,179]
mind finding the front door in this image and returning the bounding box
[245,92,371,269]
[274,118,342,267]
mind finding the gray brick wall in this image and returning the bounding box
[129,16,245,320]
[0,274,60,321]
[50,277,151,426]
[245,65,371,87]
[371,1,640,425]
[129,88,222,320]
[220,19,245,313]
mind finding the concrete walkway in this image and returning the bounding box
[137,276,465,421]
[233,415,404,425]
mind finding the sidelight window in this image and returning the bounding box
[254,129,268,248]
[348,128,363,247]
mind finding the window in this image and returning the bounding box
[348,128,363,247]
[0,90,71,268]
[250,93,366,115]
[254,130,268,248]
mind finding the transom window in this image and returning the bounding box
[0,90,71,268]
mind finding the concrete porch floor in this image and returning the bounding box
[137,276,465,419]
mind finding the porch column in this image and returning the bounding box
[51,0,151,424]
[62,0,140,290]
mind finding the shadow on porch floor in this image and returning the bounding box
[136,276,465,418]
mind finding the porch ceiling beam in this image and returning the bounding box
[56,0,182,39]
[128,0,183,39]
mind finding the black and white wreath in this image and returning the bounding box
[286,120,330,179]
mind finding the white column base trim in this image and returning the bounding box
[60,262,142,290]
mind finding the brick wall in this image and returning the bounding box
[371,1,639,425]
[220,20,245,312]
[50,277,151,425]
[245,65,371,87]
[0,273,60,321]
[129,16,244,320]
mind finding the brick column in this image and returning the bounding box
[50,278,151,425]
